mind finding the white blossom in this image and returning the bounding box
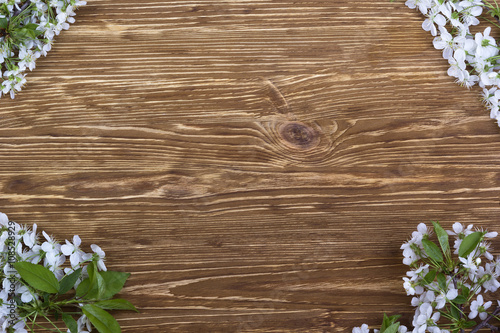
[405,0,432,14]
[413,302,440,333]
[469,295,492,320]
[422,8,446,36]
[353,324,370,333]
[90,244,107,271]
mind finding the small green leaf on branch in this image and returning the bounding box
[59,268,82,294]
[82,304,121,333]
[380,313,401,333]
[62,313,78,333]
[423,270,437,284]
[99,271,131,300]
[422,239,443,263]
[432,221,450,259]
[13,261,59,294]
[437,273,447,291]
[459,232,483,258]
[0,18,8,29]
[383,323,400,333]
[452,295,467,304]
[94,299,138,312]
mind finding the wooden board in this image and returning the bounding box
[2,0,500,331]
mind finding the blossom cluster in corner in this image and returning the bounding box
[0,0,87,99]
[0,212,106,333]
[402,222,498,332]
[405,0,500,126]
[353,221,500,333]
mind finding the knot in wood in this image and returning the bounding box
[279,122,319,149]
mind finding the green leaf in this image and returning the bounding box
[437,273,447,291]
[76,264,130,300]
[423,270,437,284]
[10,28,30,42]
[386,314,401,324]
[62,313,78,333]
[13,262,59,294]
[59,268,82,294]
[76,277,91,298]
[88,260,97,282]
[76,262,104,299]
[432,221,450,258]
[380,313,390,332]
[450,305,460,321]
[380,313,401,333]
[76,273,105,300]
[459,232,483,258]
[422,239,443,263]
[94,299,138,312]
[82,304,121,333]
[99,271,131,300]
[95,272,106,299]
[23,23,39,30]
[461,285,470,299]
[389,314,400,320]
[464,320,477,328]
[21,23,43,38]
[0,18,8,30]
[42,292,50,307]
[383,323,400,333]
[452,295,467,304]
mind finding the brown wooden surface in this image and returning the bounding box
[2,0,500,332]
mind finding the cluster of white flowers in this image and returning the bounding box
[400,222,499,333]
[0,212,106,333]
[353,221,500,333]
[405,0,500,126]
[0,0,86,99]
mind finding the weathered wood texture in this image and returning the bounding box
[2,0,500,332]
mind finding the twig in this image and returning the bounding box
[459,303,465,333]
[12,1,31,18]
[452,276,466,333]
[471,307,500,333]
[486,323,499,331]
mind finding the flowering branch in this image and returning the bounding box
[353,221,500,333]
[0,212,138,333]
[470,307,500,333]
[403,0,500,127]
[0,0,87,99]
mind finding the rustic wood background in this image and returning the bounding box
[2,0,500,332]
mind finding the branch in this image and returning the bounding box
[471,307,500,333]
[486,323,499,331]
[12,1,31,18]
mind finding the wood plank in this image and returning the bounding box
[1,0,500,331]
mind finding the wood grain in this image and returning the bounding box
[2,0,500,331]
